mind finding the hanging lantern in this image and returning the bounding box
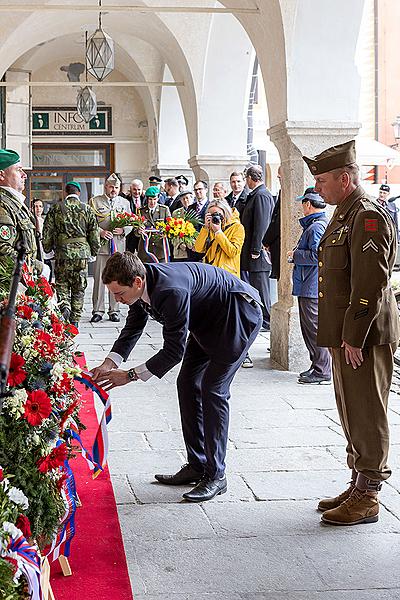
[86,0,114,82]
[76,86,97,123]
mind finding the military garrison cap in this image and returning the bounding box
[0,149,20,171]
[106,173,120,185]
[380,184,390,192]
[303,140,356,175]
[176,174,189,186]
[149,176,162,184]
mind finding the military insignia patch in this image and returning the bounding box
[359,298,369,306]
[365,219,378,232]
[355,308,369,320]
[0,225,11,240]
[362,239,379,253]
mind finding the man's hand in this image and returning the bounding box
[100,229,113,240]
[287,250,294,260]
[91,358,117,381]
[95,369,130,391]
[113,227,124,235]
[342,341,363,369]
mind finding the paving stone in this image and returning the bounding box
[112,475,137,504]
[243,409,332,428]
[124,537,325,595]
[107,449,183,474]
[108,431,149,452]
[229,427,343,449]
[134,595,242,600]
[239,592,400,600]
[227,447,342,473]
[118,503,216,542]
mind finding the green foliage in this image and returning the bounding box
[0,558,25,600]
[0,257,14,301]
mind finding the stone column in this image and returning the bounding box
[268,120,360,370]
[188,155,249,188]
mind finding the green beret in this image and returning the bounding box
[0,149,20,171]
[66,180,81,191]
[303,140,356,176]
[145,186,160,198]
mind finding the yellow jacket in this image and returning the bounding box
[194,208,245,278]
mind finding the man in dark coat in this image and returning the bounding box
[92,252,262,503]
[240,165,275,330]
[225,171,248,216]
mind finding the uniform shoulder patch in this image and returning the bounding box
[362,238,379,253]
[364,218,378,232]
[0,224,12,240]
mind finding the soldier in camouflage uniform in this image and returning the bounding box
[0,149,45,275]
[43,181,100,326]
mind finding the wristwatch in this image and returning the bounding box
[127,368,139,382]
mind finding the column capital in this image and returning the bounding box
[188,155,249,186]
[268,120,361,155]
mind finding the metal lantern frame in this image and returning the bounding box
[85,0,114,82]
[76,86,97,123]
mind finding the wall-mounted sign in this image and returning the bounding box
[32,106,112,136]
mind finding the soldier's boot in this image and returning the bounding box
[317,470,357,512]
[321,475,381,526]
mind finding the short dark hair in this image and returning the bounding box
[230,171,244,179]
[102,252,146,286]
[66,184,80,195]
[165,177,179,188]
[245,165,263,182]
[194,180,208,190]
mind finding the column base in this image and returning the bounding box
[270,299,308,372]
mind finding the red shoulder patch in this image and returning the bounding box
[364,218,378,232]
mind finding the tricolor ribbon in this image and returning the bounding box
[142,228,170,263]
[7,534,43,600]
[73,371,111,478]
[109,237,116,255]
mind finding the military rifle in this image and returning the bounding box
[0,241,26,412]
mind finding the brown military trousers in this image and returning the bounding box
[331,343,397,482]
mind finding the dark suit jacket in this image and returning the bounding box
[225,189,248,216]
[240,184,275,272]
[262,191,280,279]
[111,262,262,378]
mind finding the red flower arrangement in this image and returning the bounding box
[17,304,34,320]
[37,277,54,298]
[7,352,27,387]
[23,389,52,426]
[16,514,32,539]
[37,443,67,474]
[51,320,65,337]
[51,373,72,396]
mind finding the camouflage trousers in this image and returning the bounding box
[54,258,88,323]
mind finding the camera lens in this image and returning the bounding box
[211,214,222,224]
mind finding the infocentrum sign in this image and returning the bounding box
[32,106,112,136]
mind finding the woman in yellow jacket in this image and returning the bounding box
[194,198,244,279]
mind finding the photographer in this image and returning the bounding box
[193,199,244,278]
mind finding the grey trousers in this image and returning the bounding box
[298,296,331,377]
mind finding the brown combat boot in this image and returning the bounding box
[321,488,379,525]
[317,482,356,512]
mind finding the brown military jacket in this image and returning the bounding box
[317,185,399,349]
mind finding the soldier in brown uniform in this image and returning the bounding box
[302,140,399,525]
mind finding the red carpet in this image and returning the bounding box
[50,355,134,600]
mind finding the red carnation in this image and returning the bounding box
[37,277,54,298]
[34,330,56,357]
[51,321,65,337]
[65,324,79,336]
[7,352,27,387]
[16,515,32,539]
[17,305,34,320]
[179,232,185,238]
[23,389,52,426]
[38,443,67,473]
[0,467,3,481]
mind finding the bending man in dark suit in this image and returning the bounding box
[92,252,262,502]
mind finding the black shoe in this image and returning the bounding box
[154,463,204,486]
[299,367,314,378]
[109,313,120,322]
[260,325,270,332]
[182,476,227,502]
[298,373,331,385]
[90,314,102,323]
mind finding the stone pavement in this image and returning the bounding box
[76,280,400,600]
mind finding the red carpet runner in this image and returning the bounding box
[50,355,134,599]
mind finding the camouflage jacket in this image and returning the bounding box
[0,187,43,272]
[42,195,101,260]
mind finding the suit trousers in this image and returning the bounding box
[331,343,397,481]
[241,270,271,328]
[92,253,120,315]
[298,297,331,377]
[176,301,262,479]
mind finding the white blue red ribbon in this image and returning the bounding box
[142,228,170,263]
[109,237,116,254]
[7,534,43,600]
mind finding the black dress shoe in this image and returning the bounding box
[299,367,314,378]
[90,314,102,323]
[154,463,204,485]
[109,313,120,322]
[182,476,227,502]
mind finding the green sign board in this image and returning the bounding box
[32,106,112,136]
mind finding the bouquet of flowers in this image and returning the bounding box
[155,216,198,246]
[108,211,145,231]
[0,263,83,549]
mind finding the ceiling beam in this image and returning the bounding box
[0,81,184,87]
[0,4,259,14]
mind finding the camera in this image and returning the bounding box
[211,213,222,224]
